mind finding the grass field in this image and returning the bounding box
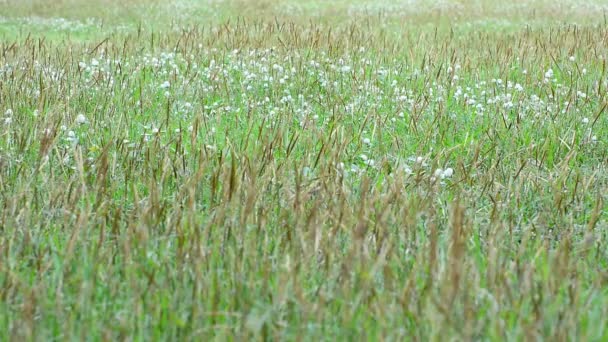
[0,0,607,340]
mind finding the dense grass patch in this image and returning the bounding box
[0,0,607,340]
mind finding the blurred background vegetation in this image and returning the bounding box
[1,0,607,41]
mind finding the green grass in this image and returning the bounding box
[0,0,607,340]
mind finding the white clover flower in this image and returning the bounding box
[442,167,454,178]
[5,109,13,116]
[160,81,171,89]
[544,69,554,79]
[569,56,576,62]
[434,167,454,179]
[4,117,12,125]
[360,154,368,161]
[66,130,77,144]
[75,113,87,125]
[582,117,589,124]
[362,137,371,145]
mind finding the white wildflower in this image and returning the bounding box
[66,130,77,144]
[75,113,87,125]
[434,167,454,179]
[442,167,454,178]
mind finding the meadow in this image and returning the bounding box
[0,0,607,340]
